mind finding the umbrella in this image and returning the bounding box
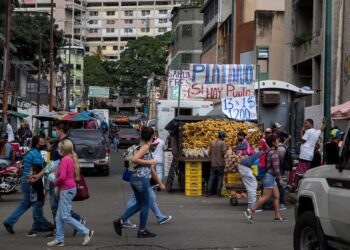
[58,112,96,122]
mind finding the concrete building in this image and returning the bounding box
[284,0,350,126]
[169,6,203,69]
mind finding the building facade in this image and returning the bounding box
[169,6,203,70]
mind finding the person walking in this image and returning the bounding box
[47,139,94,247]
[207,131,228,196]
[244,135,287,223]
[3,135,53,236]
[114,127,166,238]
[258,128,272,152]
[292,118,326,192]
[6,119,15,143]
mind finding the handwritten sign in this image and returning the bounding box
[167,70,191,87]
[190,64,255,85]
[221,96,257,121]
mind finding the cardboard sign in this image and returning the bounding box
[167,70,191,87]
[221,96,257,121]
[190,64,255,85]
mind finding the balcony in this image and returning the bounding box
[291,33,323,65]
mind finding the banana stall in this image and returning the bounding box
[165,116,262,195]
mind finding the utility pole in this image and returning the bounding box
[49,0,54,111]
[324,0,332,142]
[1,0,13,132]
[66,38,71,111]
[36,34,43,135]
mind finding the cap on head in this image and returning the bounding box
[218,131,226,138]
[265,128,272,133]
[330,129,343,139]
[274,122,282,129]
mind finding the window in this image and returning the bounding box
[124,19,133,24]
[113,46,118,51]
[123,98,132,104]
[158,27,167,32]
[182,24,192,36]
[89,28,98,33]
[76,64,82,70]
[159,10,167,14]
[102,46,106,50]
[89,11,98,16]
[85,47,90,52]
[124,28,133,33]
[181,53,192,64]
[159,18,167,23]
[76,79,81,85]
[88,20,98,25]
[106,28,115,33]
[125,10,133,16]
[204,0,218,25]
[106,11,115,16]
[74,28,80,34]
[106,20,115,25]
[141,27,150,33]
[142,10,151,16]
[120,46,125,50]
[103,37,118,41]
[202,29,217,53]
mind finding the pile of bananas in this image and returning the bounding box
[182,120,262,151]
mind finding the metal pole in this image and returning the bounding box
[1,0,12,133]
[66,38,71,111]
[230,0,235,63]
[36,34,43,135]
[49,0,54,111]
[257,65,261,124]
[176,69,182,117]
[324,0,332,142]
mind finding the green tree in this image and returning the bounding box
[84,55,112,88]
[115,32,171,96]
[92,46,107,60]
[190,0,204,7]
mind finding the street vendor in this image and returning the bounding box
[234,131,255,156]
[207,131,228,197]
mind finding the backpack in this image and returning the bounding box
[256,149,274,178]
[123,144,141,172]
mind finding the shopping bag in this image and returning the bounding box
[73,176,90,201]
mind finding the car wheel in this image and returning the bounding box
[293,211,327,250]
[101,166,110,176]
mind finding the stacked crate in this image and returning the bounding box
[185,162,202,196]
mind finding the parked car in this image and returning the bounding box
[118,128,140,148]
[293,123,350,250]
[68,129,110,176]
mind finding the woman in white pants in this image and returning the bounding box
[238,152,263,208]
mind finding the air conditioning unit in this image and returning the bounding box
[261,91,280,106]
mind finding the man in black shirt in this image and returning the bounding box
[324,129,342,165]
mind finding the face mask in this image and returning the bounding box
[52,131,58,138]
[39,145,46,151]
[57,149,63,157]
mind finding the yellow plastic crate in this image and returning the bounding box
[185,188,202,196]
[185,169,202,176]
[226,172,241,185]
[185,182,202,189]
[185,162,202,171]
[185,176,202,183]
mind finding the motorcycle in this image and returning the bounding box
[0,159,23,197]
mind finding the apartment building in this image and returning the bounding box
[284,0,350,123]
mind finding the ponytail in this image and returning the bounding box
[70,152,80,182]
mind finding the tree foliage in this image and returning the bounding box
[84,55,113,88]
[0,0,64,70]
[189,0,204,7]
[114,32,171,95]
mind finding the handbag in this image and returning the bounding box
[122,168,132,182]
[73,175,90,201]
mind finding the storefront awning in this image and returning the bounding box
[331,101,350,120]
[8,111,29,118]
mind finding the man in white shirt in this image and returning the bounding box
[6,121,14,142]
[293,118,326,191]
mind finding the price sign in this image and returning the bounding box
[221,96,257,121]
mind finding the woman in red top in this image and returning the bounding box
[47,139,94,247]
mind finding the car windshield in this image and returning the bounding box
[119,128,139,136]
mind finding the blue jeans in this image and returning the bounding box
[5,178,52,232]
[121,175,151,230]
[155,163,164,181]
[49,183,81,223]
[208,167,224,195]
[124,186,164,223]
[262,173,277,189]
[55,188,89,243]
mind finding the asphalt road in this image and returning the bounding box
[0,149,295,250]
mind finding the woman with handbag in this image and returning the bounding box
[114,127,166,238]
[47,139,94,247]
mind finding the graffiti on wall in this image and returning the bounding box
[344,55,350,86]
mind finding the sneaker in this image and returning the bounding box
[26,230,38,238]
[3,222,14,234]
[82,230,94,246]
[158,215,172,225]
[45,231,56,238]
[47,239,64,247]
[122,220,137,228]
[279,204,287,211]
[275,217,288,222]
[113,218,123,236]
[244,208,254,223]
[73,218,87,236]
[137,229,156,238]
[255,208,263,213]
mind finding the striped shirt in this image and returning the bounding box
[265,149,281,179]
[23,148,44,177]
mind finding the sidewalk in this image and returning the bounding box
[0,174,295,250]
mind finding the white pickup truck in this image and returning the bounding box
[294,124,350,250]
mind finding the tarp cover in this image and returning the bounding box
[331,101,350,120]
